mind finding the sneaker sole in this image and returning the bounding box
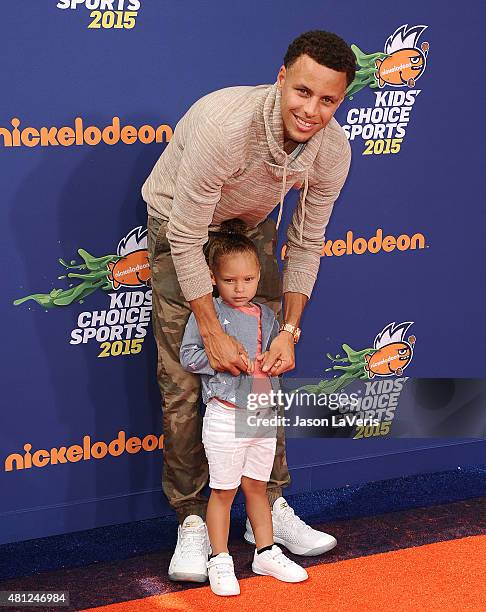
[210,587,240,597]
[252,563,307,583]
[274,535,338,556]
[168,571,208,583]
[244,531,337,556]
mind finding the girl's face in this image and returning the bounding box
[210,252,260,308]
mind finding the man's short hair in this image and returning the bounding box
[284,30,356,87]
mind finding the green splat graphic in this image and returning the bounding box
[346,44,388,98]
[14,249,120,308]
[300,343,375,394]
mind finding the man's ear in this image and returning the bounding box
[277,65,286,89]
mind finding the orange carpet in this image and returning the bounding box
[84,535,486,611]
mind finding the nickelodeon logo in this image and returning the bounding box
[281,228,426,259]
[4,430,164,472]
[321,228,426,257]
[0,117,172,148]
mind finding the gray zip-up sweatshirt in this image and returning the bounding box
[142,83,351,302]
[180,297,280,409]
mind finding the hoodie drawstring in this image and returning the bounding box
[299,170,309,246]
[275,156,288,232]
[274,161,308,247]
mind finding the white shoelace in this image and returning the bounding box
[278,505,313,531]
[179,526,207,556]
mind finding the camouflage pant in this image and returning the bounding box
[147,215,290,523]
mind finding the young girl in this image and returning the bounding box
[180,219,307,596]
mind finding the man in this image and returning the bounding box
[142,30,356,581]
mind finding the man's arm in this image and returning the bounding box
[189,294,251,376]
[166,117,238,303]
[283,133,351,298]
[259,292,308,375]
[158,114,250,375]
[282,291,308,328]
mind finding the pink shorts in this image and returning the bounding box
[202,398,277,490]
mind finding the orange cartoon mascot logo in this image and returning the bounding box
[375,24,429,88]
[364,321,416,378]
[107,226,151,290]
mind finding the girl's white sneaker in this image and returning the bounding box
[207,552,240,596]
[252,545,308,582]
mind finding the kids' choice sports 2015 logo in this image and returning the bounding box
[303,321,416,440]
[14,227,152,359]
[313,320,416,390]
[343,24,430,155]
[56,0,141,30]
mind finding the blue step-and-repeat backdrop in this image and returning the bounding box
[2,1,485,544]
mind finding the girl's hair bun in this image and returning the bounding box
[208,218,259,270]
[218,219,247,235]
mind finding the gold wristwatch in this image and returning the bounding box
[279,322,301,343]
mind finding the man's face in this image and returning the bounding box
[277,54,347,143]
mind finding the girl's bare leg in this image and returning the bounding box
[241,476,273,549]
[206,488,238,554]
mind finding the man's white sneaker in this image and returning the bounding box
[252,545,308,582]
[207,552,240,596]
[168,515,210,582]
[244,497,337,556]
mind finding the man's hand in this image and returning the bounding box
[190,293,252,375]
[257,332,295,376]
[203,330,253,376]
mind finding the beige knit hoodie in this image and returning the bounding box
[142,82,351,302]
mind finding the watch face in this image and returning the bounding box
[280,323,301,342]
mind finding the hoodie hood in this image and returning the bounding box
[254,83,324,242]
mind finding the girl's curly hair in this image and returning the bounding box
[208,219,260,270]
